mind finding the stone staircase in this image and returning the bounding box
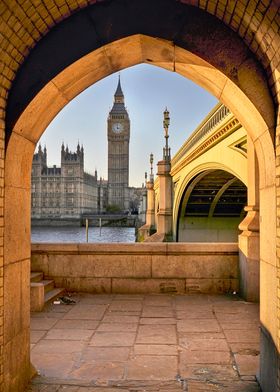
[31,271,65,311]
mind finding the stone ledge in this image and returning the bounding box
[31,242,238,255]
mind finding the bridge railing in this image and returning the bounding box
[172,103,230,165]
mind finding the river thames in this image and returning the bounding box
[31,226,136,243]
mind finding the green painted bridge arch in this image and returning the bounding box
[175,168,247,242]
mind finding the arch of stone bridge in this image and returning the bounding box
[173,160,248,241]
[2,1,279,391]
[175,168,247,243]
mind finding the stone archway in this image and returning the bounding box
[3,1,277,390]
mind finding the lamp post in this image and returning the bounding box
[150,153,154,182]
[163,108,170,161]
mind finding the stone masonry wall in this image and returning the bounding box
[31,243,239,295]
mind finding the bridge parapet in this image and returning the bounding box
[172,103,231,166]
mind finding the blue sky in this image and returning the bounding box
[39,64,218,187]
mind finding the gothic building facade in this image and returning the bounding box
[31,143,99,220]
[31,78,144,221]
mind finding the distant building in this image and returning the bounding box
[31,78,145,222]
[97,177,108,214]
[31,143,99,220]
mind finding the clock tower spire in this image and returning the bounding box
[114,75,124,103]
[107,76,130,211]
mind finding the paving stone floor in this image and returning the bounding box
[28,293,261,391]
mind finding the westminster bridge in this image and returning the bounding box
[151,102,249,244]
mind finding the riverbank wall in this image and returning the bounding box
[31,242,238,295]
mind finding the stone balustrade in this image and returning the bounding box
[172,104,231,165]
[31,242,238,295]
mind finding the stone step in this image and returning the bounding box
[45,288,65,305]
[41,279,55,293]
[30,272,43,282]
[31,271,65,311]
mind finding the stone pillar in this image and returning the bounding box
[152,159,173,241]
[238,135,260,302]
[146,180,156,229]
[137,179,156,241]
[138,187,147,225]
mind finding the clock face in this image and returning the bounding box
[112,122,124,133]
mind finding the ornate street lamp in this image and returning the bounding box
[163,108,170,161]
[150,153,154,182]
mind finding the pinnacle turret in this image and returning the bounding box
[114,75,124,98]
[33,143,47,166]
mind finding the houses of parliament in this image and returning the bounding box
[31,78,143,221]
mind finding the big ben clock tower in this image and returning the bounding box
[107,76,130,210]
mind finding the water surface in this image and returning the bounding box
[31,226,136,243]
